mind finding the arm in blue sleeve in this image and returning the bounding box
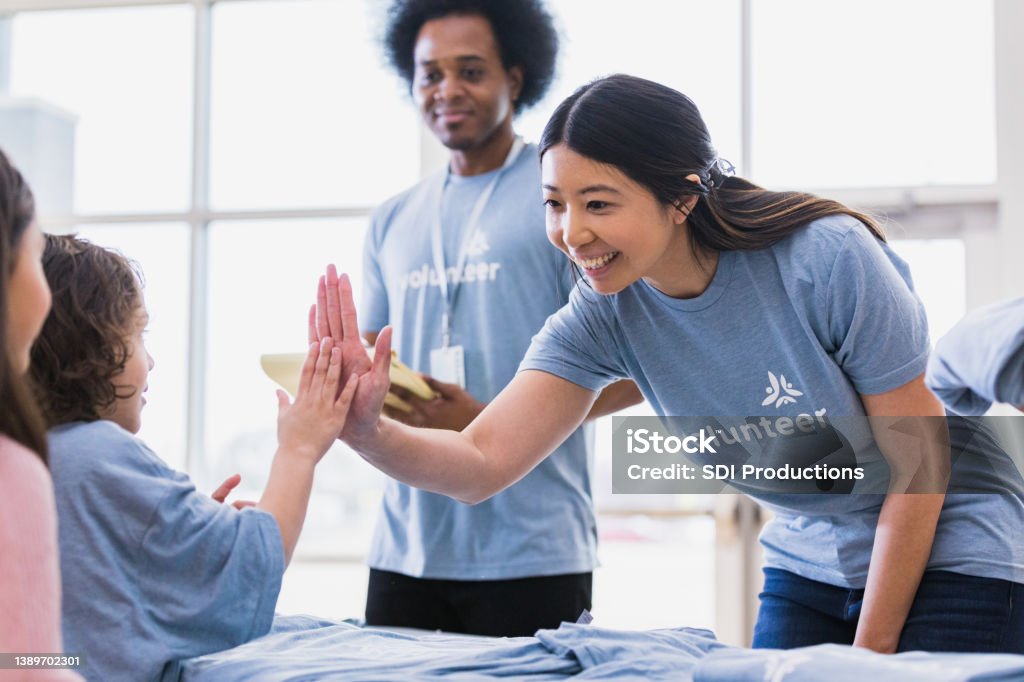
[139,476,285,661]
[519,287,626,392]
[826,225,931,394]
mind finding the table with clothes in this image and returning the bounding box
[171,615,1024,681]
[169,297,1024,681]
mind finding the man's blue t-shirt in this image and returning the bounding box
[49,421,284,681]
[361,142,597,580]
[521,215,1024,588]
[927,296,1024,414]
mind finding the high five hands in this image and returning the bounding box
[308,265,393,445]
[310,265,486,434]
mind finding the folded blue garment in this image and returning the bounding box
[176,617,724,681]
[178,617,1024,681]
[177,615,579,681]
[693,643,1024,682]
[535,623,724,680]
[927,297,1024,414]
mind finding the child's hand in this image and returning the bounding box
[211,473,257,510]
[276,336,359,464]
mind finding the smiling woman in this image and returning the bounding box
[319,73,1024,657]
[541,148,710,298]
[539,76,885,294]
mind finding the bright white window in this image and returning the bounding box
[890,238,966,343]
[9,6,193,214]
[751,0,996,189]
[517,0,742,166]
[204,218,384,555]
[209,0,420,210]
[71,223,191,471]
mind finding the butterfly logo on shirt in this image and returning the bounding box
[465,232,491,257]
[762,371,804,408]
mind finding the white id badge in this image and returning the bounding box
[430,345,466,388]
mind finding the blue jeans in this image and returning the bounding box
[752,567,1024,653]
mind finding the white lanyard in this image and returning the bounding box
[430,136,526,347]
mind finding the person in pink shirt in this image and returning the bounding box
[0,147,82,681]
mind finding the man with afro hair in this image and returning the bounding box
[358,0,640,636]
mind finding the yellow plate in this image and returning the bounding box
[260,349,436,413]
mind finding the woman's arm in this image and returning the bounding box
[319,267,597,504]
[853,373,948,653]
[358,339,643,428]
[587,379,644,420]
[351,369,597,504]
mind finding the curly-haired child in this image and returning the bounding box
[29,234,358,682]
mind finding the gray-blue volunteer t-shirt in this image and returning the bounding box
[48,421,284,682]
[361,142,597,580]
[522,215,1024,588]
[927,296,1024,415]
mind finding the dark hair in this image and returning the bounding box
[382,0,558,113]
[540,74,885,257]
[0,148,49,462]
[29,234,144,428]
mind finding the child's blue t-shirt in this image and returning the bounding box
[48,420,284,682]
[521,215,1024,588]
[927,296,1024,414]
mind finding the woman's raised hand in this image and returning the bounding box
[308,265,393,444]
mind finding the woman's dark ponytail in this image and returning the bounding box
[540,74,885,255]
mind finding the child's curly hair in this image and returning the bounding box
[30,234,145,427]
